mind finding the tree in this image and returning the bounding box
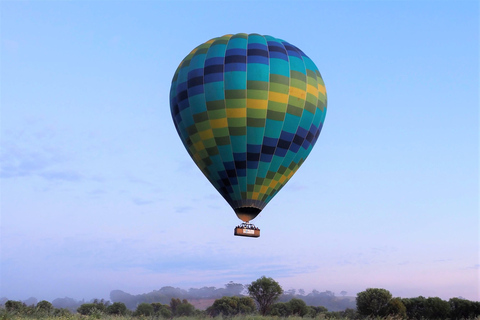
[207,296,255,317]
[307,305,328,317]
[424,297,450,319]
[176,301,195,316]
[152,302,172,318]
[269,302,291,317]
[247,276,283,315]
[36,300,54,315]
[449,297,480,319]
[169,298,195,316]
[288,298,309,316]
[385,297,406,318]
[52,308,71,317]
[340,291,348,297]
[5,300,24,313]
[106,302,127,315]
[224,281,245,296]
[77,303,105,316]
[356,288,392,317]
[135,303,154,316]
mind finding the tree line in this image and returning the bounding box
[1,276,479,319]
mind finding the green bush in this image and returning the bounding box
[207,296,256,317]
[5,300,24,313]
[134,302,154,316]
[106,302,127,315]
[77,303,105,316]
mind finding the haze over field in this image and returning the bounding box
[1,0,478,303]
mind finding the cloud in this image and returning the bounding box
[132,198,154,206]
[39,171,82,181]
[175,206,193,213]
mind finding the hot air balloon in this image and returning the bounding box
[170,33,327,237]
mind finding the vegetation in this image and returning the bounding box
[1,277,480,319]
[247,276,283,316]
[206,296,256,317]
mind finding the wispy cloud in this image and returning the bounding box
[132,198,154,206]
[175,206,193,213]
[39,171,82,181]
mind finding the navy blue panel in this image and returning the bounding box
[218,170,228,179]
[248,48,269,57]
[177,90,188,103]
[261,145,275,155]
[172,104,179,116]
[312,129,321,145]
[224,161,236,171]
[188,85,204,96]
[204,64,223,75]
[188,68,204,78]
[289,142,301,153]
[233,152,247,161]
[277,139,290,150]
[267,42,287,54]
[269,52,288,61]
[296,126,308,138]
[305,131,315,143]
[221,178,231,186]
[275,148,288,157]
[205,57,224,66]
[247,160,259,169]
[225,55,247,64]
[225,62,246,72]
[280,131,294,141]
[260,153,273,162]
[263,137,278,147]
[204,72,223,83]
[283,42,302,59]
[226,169,237,178]
[247,55,269,65]
[247,152,260,161]
[247,144,262,153]
[292,133,304,146]
[187,76,203,88]
[236,168,246,177]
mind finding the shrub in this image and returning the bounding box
[106,302,127,315]
[135,302,154,316]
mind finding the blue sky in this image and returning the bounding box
[1,0,478,303]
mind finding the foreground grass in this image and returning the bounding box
[0,315,369,320]
[3,316,480,320]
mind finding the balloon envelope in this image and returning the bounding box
[170,33,327,222]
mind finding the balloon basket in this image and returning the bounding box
[234,223,260,238]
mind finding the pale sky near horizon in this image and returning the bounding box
[1,0,479,303]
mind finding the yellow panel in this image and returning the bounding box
[226,108,247,118]
[199,129,214,140]
[210,118,228,129]
[279,175,287,183]
[252,192,260,200]
[318,84,326,95]
[268,91,289,104]
[289,86,307,100]
[247,99,268,110]
[260,185,269,194]
[193,140,205,151]
[307,84,319,98]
